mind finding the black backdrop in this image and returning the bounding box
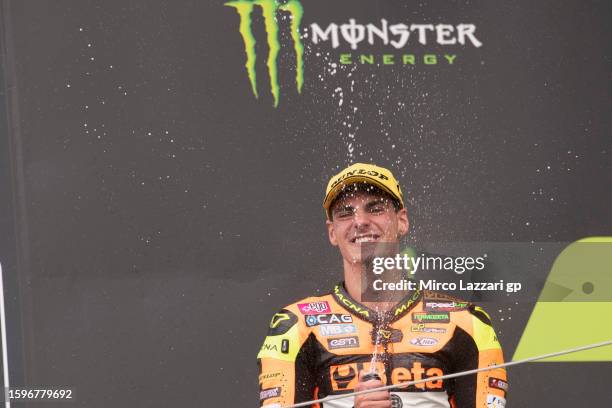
[0,0,610,406]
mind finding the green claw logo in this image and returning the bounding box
[225,0,304,107]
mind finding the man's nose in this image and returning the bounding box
[352,209,370,228]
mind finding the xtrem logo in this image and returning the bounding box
[225,0,304,107]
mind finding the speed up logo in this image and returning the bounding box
[423,300,468,312]
[225,0,304,107]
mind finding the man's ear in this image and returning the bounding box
[326,219,339,246]
[397,208,409,237]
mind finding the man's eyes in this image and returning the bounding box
[369,205,386,213]
[335,205,386,218]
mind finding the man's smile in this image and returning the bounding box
[350,234,381,244]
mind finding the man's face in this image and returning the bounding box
[326,189,409,265]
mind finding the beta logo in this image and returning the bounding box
[327,336,360,350]
[486,395,506,408]
[298,301,331,315]
[320,324,357,337]
[330,361,443,391]
[410,337,438,347]
[259,387,281,401]
[305,313,353,327]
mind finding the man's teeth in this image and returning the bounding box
[355,236,377,243]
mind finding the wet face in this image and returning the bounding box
[326,189,409,265]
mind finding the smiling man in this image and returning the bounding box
[257,163,508,408]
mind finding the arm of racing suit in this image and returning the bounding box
[257,308,317,407]
[450,305,508,408]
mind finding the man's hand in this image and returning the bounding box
[353,371,391,408]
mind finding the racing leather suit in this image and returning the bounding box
[257,283,508,408]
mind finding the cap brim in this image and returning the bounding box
[323,175,403,215]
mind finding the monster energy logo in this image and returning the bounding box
[225,0,304,107]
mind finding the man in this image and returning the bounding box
[257,163,508,408]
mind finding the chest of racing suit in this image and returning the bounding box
[258,283,508,408]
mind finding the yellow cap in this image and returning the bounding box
[323,163,404,217]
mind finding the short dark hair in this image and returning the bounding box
[328,182,401,220]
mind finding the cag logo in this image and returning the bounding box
[305,313,353,327]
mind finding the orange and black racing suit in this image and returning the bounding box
[257,283,508,408]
